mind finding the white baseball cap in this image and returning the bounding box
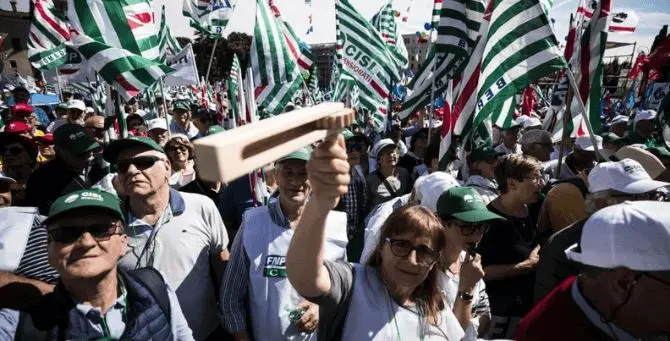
[85,107,95,114]
[565,201,670,271]
[147,119,168,132]
[588,159,670,194]
[574,135,603,151]
[634,109,657,123]
[370,138,397,159]
[415,172,461,211]
[610,115,629,126]
[67,99,86,111]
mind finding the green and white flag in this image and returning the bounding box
[473,0,566,130]
[399,0,485,119]
[68,0,171,99]
[158,5,182,60]
[183,0,235,38]
[89,73,107,115]
[335,0,400,129]
[28,0,70,70]
[250,0,302,115]
[371,1,409,71]
[307,65,319,96]
[227,54,243,126]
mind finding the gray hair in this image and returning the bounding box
[585,190,615,214]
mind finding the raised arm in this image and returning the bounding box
[286,133,350,298]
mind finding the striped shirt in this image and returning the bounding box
[14,213,59,284]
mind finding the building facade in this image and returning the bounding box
[0,5,31,78]
[402,34,431,74]
[310,42,336,89]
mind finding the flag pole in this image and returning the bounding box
[427,55,437,142]
[205,38,219,83]
[565,68,602,161]
[158,77,172,138]
[556,85,573,179]
[55,68,64,102]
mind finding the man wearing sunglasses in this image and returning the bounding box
[24,124,107,215]
[0,133,38,205]
[437,186,505,339]
[517,201,670,341]
[103,136,229,341]
[22,189,194,340]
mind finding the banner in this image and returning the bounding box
[649,83,670,110]
[164,44,200,87]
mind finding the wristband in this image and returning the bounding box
[458,291,474,302]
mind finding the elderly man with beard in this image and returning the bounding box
[103,136,229,340]
[220,147,348,341]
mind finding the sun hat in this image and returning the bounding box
[415,172,461,211]
[436,186,505,223]
[276,146,313,163]
[588,159,669,194]
[615,146,666,179]
[565,201,670,271]
[370,138,397,159]
[103,136,165,164]
[634,109,656,123]
[44,189,124,225]
[574,135,603,152]
[53,124,100,155]
[67,99,86,111]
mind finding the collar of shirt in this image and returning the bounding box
[571,279,638,341]
[268,196,291,229]
[126,187,186,232]
[465,175,499,192]
[74,276,128,338]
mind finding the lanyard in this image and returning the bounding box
[129,207,171,269]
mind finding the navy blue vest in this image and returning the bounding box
[28,269,173,341]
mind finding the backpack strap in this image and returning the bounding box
[375,170,398,199]
[128,267,171,318]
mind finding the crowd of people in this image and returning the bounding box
[0,83,669,341]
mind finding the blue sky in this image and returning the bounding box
[155,0,670,59]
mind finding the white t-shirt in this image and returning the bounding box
[118,190,229,340]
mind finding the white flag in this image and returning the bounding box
[164,44,200,87]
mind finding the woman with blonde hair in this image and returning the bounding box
[286,133,464,341]
[164,134,196,188]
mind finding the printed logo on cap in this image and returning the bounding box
[69,131,86,141]
[64,194,80,204]
[80,191,104,202]
[623,163,644,175]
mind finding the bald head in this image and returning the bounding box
[85,116,105,129]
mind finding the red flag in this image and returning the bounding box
[521,86,537,116]
[627,53,649,80]
[643,36,670,73]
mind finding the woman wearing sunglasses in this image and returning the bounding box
[287,133,465,341]
[23,189,194,340]
[165,135,196,188]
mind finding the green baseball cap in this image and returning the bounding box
[45,189,124,226]
[103,136,165,164]
[172,100,190,112]
[276,146,313,163]
[207,125,225,135]
[53,124,100,155]
[437,187,505,223]
[470,145,503,162]
[341,128,354,140]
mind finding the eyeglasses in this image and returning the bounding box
[3,146,26,155]
[117,156,165,173]
[86,127,106,137]
[523,174,545,185]
[451,221,490,236]
[279,167,308,180]
[49,221,123,244]
[384,237,440,265]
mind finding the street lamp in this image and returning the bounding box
[9,0,17,12]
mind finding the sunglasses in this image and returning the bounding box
[451,221,490,236]
[168,146,188,153]
[117,155,165,173]
[385,237,440,266]
[49,221,123,244]
[3,146,26,155]
[86,127,106,137]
